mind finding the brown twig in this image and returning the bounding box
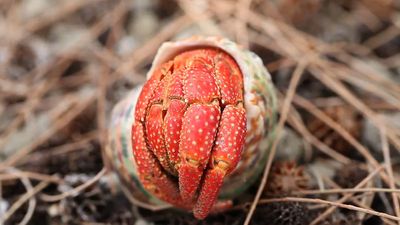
[244,61,306,225]
[381,126,400,224]
[40,167,106,202]
[0,181,48,224]
[259,197,400,222]
[310,166,383,225]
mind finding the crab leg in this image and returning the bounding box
[193,53,246,219]
[193,105,247,219]
[177,51,222,202]
[133,63,189,208]
[163,67,187,173]
[178,103,220,201]
[145,104,172,173]
[132,122,189,208]
[163,99,186,173]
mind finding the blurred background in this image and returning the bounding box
[0,0,400,224]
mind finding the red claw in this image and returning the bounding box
[178,103,220,201]
[132,47,246,219]
[194,105,247,218]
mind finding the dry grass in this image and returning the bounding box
[0,0,399,224]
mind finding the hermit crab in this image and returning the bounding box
[104,36,277,219]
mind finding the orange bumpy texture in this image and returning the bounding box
[132,48,246,219]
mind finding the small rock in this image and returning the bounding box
[362,112,400,153]
[20,0,55,20]
[135,218,154,225]
[133,0,155,11]
[49,24,87,52]
[276,127,309,162]
[0,199,9,219]
[128,11,159,41]
[116,36,138,56]
[48,204,61,217]
[307,159,342,188]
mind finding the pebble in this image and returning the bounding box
[275,127,310,162]
[362,112,400,153]
[128,11,159,41]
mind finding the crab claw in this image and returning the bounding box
[178,103,220,201]
[132,122,185,208]
[193,105,247,219]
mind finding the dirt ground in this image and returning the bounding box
[0,0,400,224]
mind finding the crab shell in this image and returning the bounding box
[105,36,277,209]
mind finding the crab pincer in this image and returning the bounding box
[176,49,247,218]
